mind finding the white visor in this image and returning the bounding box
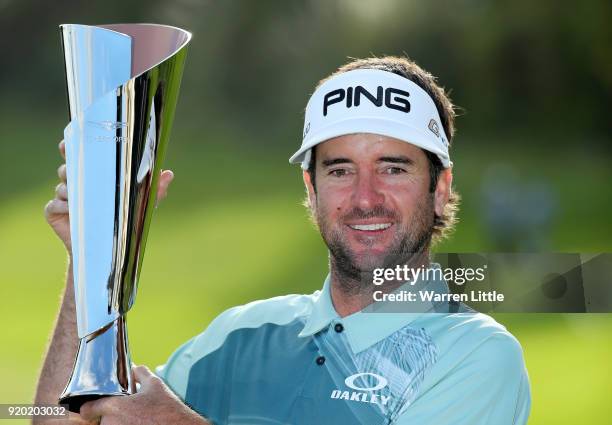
[289,69,451,170]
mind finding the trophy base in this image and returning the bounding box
[59,316,134,413]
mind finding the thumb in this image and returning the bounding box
[80,397,112,421]
[132,364,156,385]
[155,169,174,208]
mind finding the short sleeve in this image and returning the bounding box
[155,336,197,400]
[394,334,531,425]
[154,304,246,400]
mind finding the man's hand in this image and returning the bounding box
[44,139,175,252]
[79,365,210,425]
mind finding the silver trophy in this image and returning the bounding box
[58,23,191,412]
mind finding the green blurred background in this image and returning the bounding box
[0,1,611,424]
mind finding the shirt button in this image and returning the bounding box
[334,323,344,333]
[316,356,326,365]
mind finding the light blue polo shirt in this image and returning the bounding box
[157,271,530,424]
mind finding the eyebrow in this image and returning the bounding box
[320,155,415,167]
[321,158,354,167]
[377,156,414,165]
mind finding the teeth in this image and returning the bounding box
[349,223,392,231]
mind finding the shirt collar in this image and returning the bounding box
[298,275,339,337]
[298,264,450,354]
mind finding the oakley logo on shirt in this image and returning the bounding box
[331,372,392,406]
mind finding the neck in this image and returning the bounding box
[329,250,430,317]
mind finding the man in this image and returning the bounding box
[36,56,530,424]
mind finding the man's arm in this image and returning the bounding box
[35,262,77,400]
[33,140,180,424]
[32,261,86,423]
[33,272,211,425]
[33,139,95,424]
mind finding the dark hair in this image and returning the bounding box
[305,56,460,242]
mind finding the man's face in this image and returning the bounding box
[304,133,447,281]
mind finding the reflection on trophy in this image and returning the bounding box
[58,23,191,413]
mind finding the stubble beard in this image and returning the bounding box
[317,196,435,297]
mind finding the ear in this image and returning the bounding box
[303,170,317,209]
[434,168,452,217]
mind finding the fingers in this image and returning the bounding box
[57,139,67,182]
[53,146,174,207]
[55,183,68,201]
[80,397,115,422]
[132,364,157,385]
[45,199,68,217]
[58,164,67,183]
[158,170,174,197]
[160,169,174,183]
[46,146,69,217]
[155,170,174,206]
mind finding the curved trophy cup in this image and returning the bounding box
[58,23,191,413]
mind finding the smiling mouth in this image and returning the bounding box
[347,223,393,231]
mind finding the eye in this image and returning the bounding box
[384,167,406,175]
[329,169,349,177]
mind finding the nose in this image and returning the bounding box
[351,171,385,210]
